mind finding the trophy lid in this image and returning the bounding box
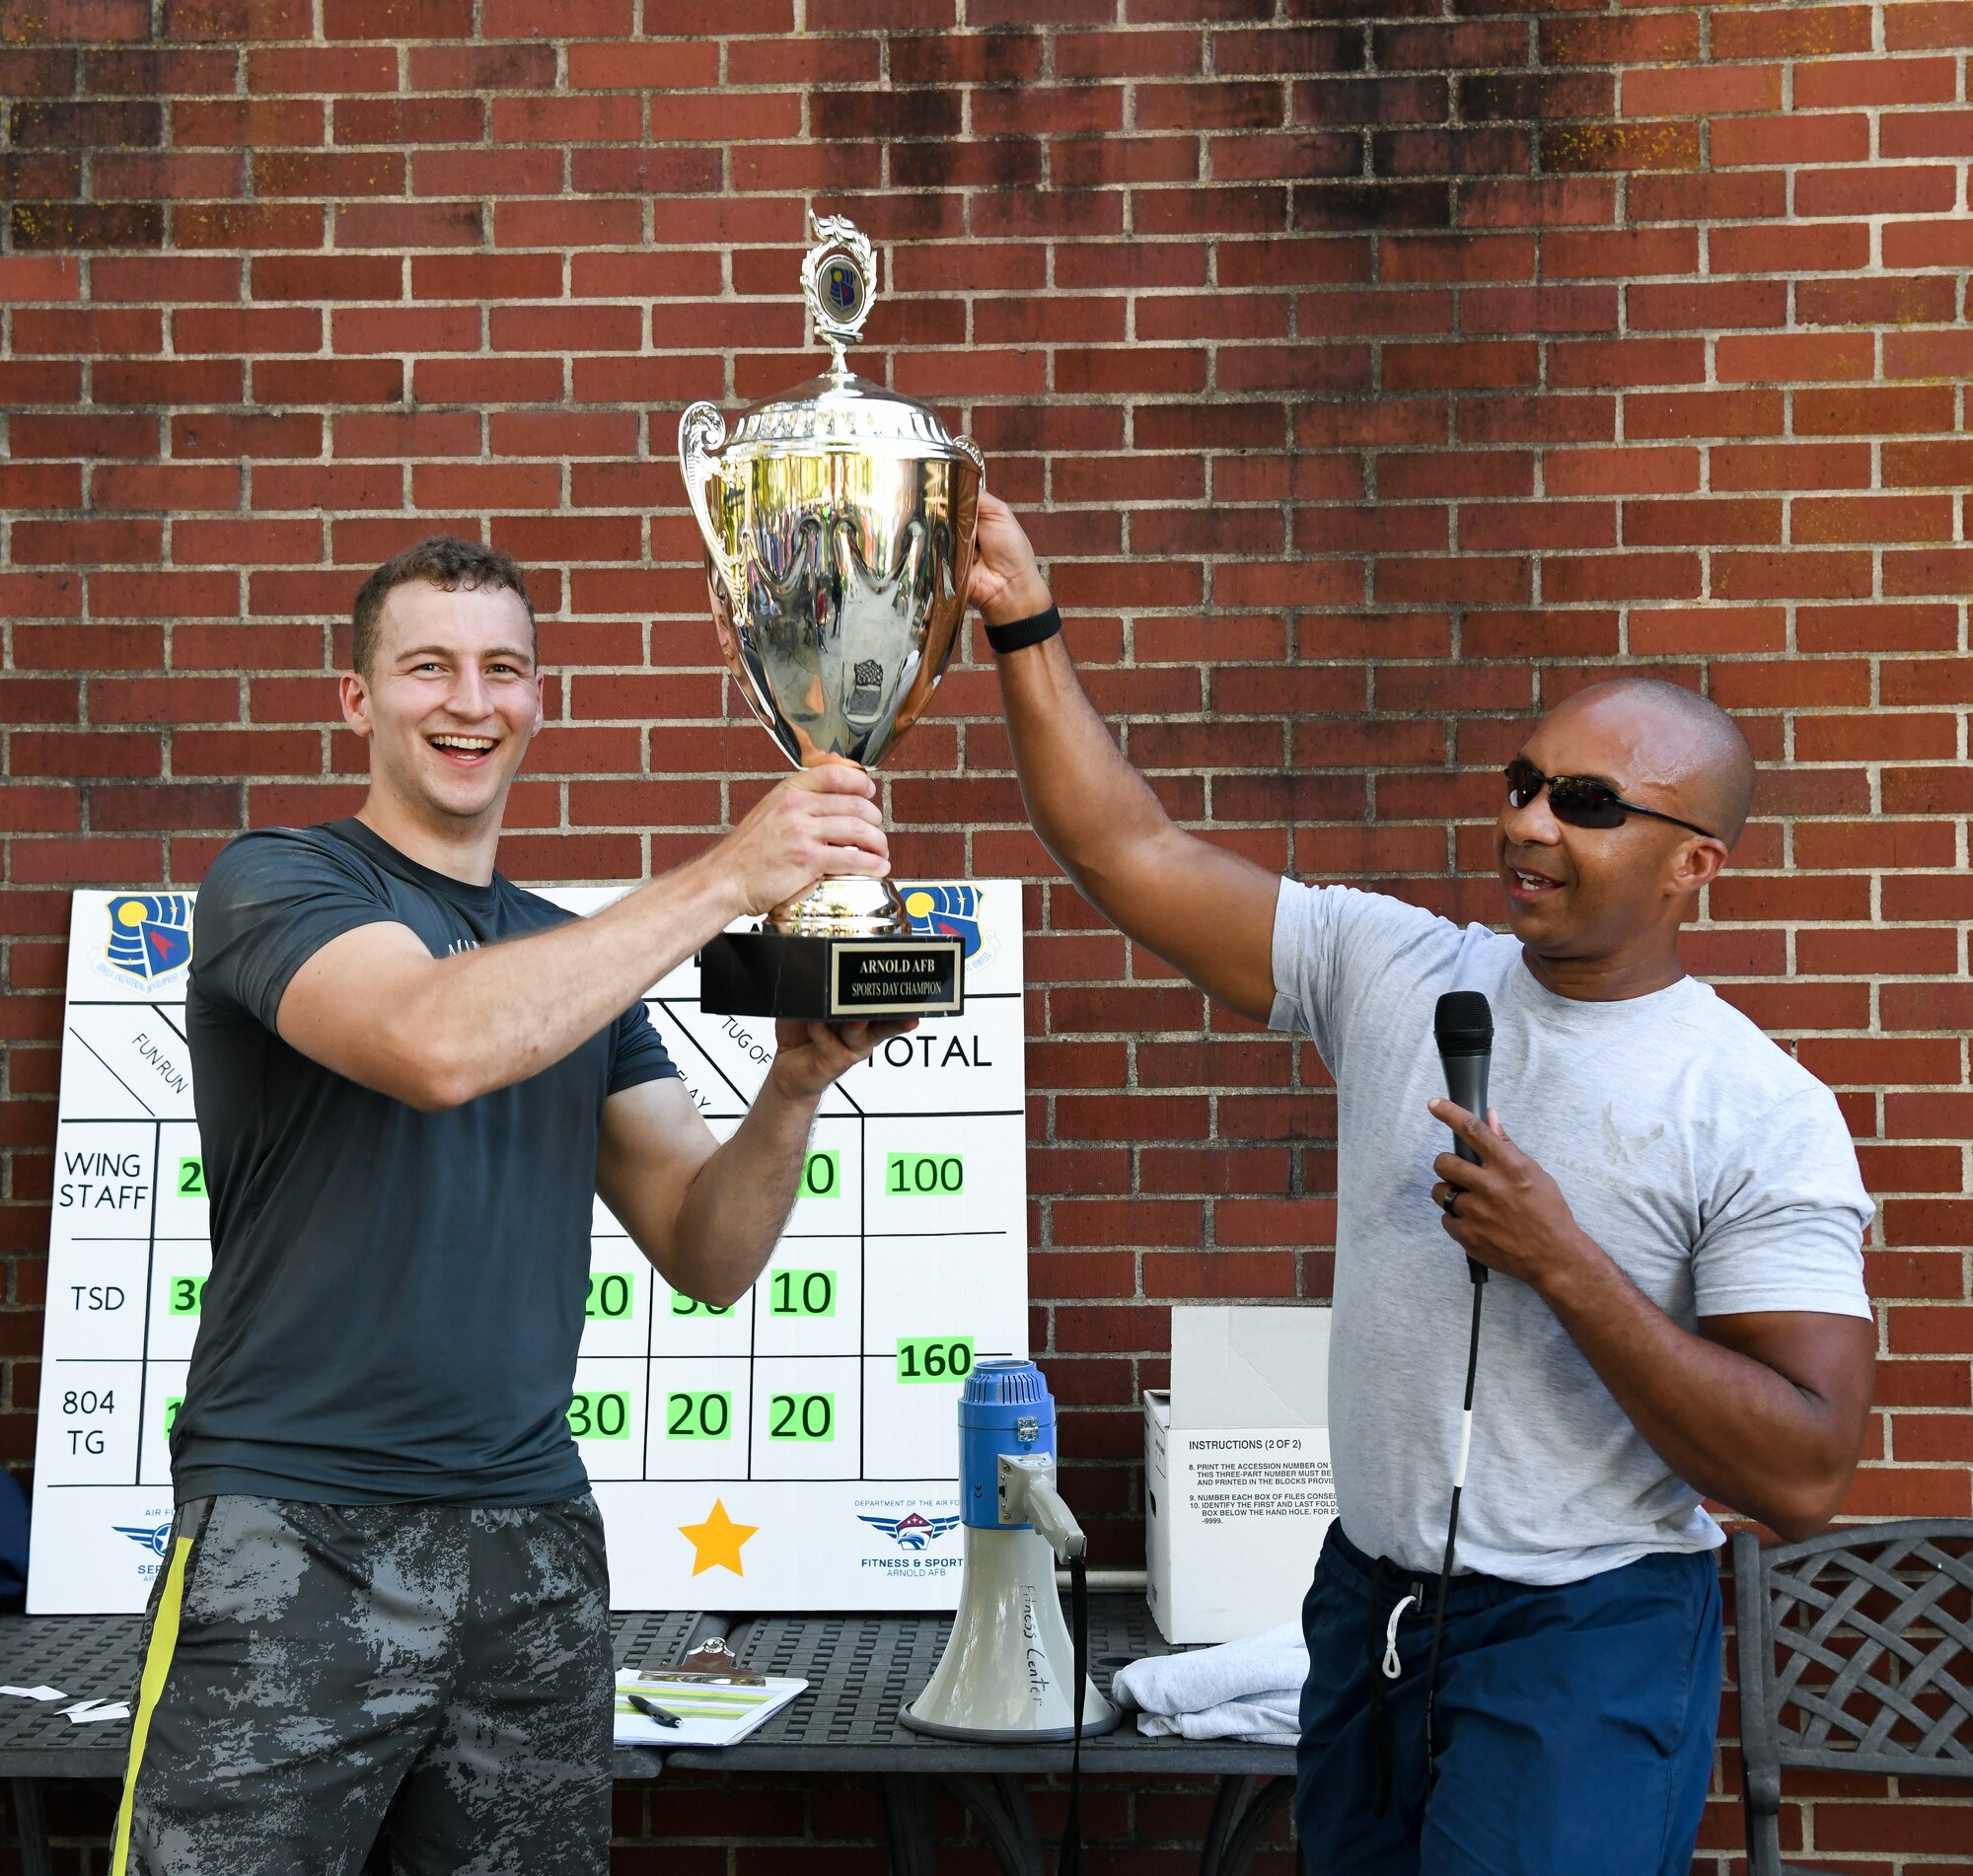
[718,368,975,464]
[712,212,981,470]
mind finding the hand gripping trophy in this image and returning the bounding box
[679,212,985,1020]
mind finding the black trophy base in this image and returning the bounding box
[698,929,965,1021]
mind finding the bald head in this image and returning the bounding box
[1547,678,1755,846]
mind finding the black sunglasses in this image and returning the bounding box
[1504,758,1719,841]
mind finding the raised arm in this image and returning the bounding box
[596,1016,911,1306]
[971,491,1280,1023]
[276,765,887,1110]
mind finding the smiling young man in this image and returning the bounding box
[966,495,1875,1875]
[116,537,911,1876]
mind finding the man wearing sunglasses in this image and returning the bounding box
[967,493,1874,1876]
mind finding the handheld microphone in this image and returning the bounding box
[1433,990,1492,1157]
[1434,990,1493,1285]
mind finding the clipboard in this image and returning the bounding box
[612,1670,809,1748]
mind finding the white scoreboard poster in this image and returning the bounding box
[30,882,1027,1615]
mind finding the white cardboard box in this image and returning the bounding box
[1144,1305,1338,1644]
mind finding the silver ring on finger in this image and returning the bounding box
[1439,1189,1459,1218]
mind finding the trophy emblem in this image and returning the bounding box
[679,213,985,1020]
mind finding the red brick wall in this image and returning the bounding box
[2,2,1970,1869]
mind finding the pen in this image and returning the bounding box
[627,1693,682,1728]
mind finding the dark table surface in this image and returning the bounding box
[0,1609,700,1783]
[679,1597,1296,1776]
[0,1598,1295,1784]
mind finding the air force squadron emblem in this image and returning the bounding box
[901,885,988,965]
[824,258,866,320]
[103,894,193,986]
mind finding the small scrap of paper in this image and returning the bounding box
[61,1699,129,1725]
[0,1686,65,1702]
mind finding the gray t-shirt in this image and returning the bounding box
[179,819,679,1507]
[1270,880,1872,1585]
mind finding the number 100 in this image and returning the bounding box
[887,1153,962,1195]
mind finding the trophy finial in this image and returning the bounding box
[802,209,878,372]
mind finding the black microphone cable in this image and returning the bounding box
[1422,990,1494,1782]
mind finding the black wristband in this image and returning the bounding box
[985,604,1061,655]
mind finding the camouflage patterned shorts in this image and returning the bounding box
[112,1493,613,1876]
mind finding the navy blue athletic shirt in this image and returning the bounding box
[177,819,678,1507]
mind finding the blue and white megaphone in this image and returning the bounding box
[902,1358,1121,1742]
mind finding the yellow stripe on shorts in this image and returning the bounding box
[111,1533,194,1876]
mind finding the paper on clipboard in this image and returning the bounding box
[611,1671,808,1748]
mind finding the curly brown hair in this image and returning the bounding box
[350,535,537,677]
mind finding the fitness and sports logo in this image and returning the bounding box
[100,894,193,989]
[858,1509,960,1551]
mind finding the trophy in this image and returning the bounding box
[679,213,984,1021]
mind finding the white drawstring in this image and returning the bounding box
[1382,1594,1417,1680]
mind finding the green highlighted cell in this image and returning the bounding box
[896,1336,974,1384]
[664,1392,732,1441]
[566,1391,631,1441]
[800,1150,840,1198]
[767,1393,834,1442]
[585,1271,634,1321]
[886,1153,962,1196]
[768,1269,836,1318]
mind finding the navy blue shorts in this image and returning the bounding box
[1295,1520,1722,1876]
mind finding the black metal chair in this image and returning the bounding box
[1733,1520,1973,1876]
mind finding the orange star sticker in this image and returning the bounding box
[678,1498,758,1576]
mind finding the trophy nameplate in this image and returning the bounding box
[697,934,966,1023]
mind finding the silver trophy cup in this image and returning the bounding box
[679,213,985,1019]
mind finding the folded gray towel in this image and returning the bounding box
[1111,1620,1307,1744]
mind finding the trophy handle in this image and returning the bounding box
[954,433,985,482]
[678,400,745,607]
